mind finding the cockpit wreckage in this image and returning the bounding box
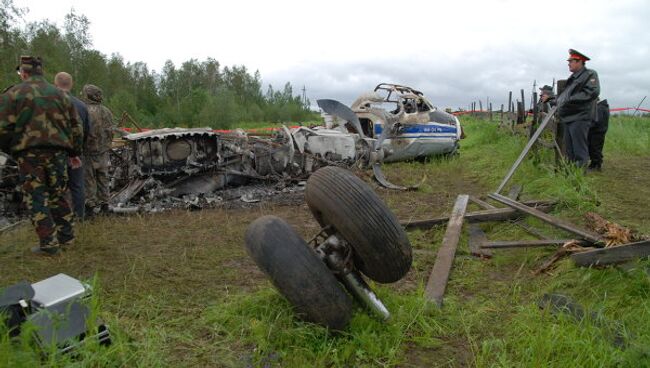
[1,84,463,217]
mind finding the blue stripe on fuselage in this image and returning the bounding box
[374,123,457,135]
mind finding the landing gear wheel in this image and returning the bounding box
[244,215,353,330]
[305,166,412,283]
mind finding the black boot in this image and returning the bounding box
[31,245,60,256]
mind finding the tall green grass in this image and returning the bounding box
[460,116,601,213]
[200,286,445,367]
[605,116,650,156]
[476,262,650,367]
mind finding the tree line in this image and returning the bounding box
[0,2,317,129]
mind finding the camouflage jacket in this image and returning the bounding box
[0,76,83,156]
[84,100,114,154]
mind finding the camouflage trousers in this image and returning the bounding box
[16,149,74,247]
[83,152,110,208]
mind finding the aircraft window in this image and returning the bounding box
[404,101,415,113]
[372,101,400,114]
[416,100,431,112]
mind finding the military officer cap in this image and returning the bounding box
[16,55,43,74]
[539,85,553,93]
[567,49,590,62]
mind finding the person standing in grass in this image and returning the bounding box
[538,85,556,113]
[55,72,91,220]
[82,84,114,216]
[0,56,83,255]
[587,99,610,172]
[556,49,600,168]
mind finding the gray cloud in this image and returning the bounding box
[264,45,649,112]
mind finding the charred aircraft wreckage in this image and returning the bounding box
[0,84,462,218]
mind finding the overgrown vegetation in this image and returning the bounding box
[0,115,648,366]
[0,1,317,129]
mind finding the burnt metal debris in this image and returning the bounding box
[108,125,382,213]
[0,152,23,227]
[0,83,462,220]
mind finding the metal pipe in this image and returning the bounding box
[496,106,557,194]
[339,270,390,321]
[633,96,647,116]
[316,233,391,321]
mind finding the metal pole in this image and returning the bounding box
[633,96,647,116]
[496,106,557,194]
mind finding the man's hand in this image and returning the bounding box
[69,156,82,169]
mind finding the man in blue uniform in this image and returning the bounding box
[556,49,600,168]
[55,72,91,220]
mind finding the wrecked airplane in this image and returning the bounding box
[0,83,463,217]
[340,83,462,163]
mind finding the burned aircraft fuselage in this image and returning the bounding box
[350,83,462,162]
[110,126,373,209]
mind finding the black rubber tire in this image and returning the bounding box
[244,215,353,330]
[304,166,412,283]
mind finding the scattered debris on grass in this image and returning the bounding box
[585,212,642,246]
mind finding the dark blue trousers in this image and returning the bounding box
[67,165,85,219]
[564,120,591,168]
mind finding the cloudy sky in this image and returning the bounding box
[15,0,650,110]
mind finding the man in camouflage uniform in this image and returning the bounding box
[82,84,114,215]
[556,49,600,168]
[0,56,83,255]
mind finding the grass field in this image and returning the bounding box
[1,115,649,367]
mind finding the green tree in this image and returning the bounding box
[63,8,92,82]
[25,20,71,81]
[0,0,26,87]
[2,3,317,128]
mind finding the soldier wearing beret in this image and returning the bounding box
[0,56,83,255]
[556,49,600,168]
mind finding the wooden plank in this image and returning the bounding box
[425,195,469,306]
[468,223,492,258]
[498,183,550,239]
[488,193,603,244]
[571,240,650,267]
[469,196,496,210]
[508,91,512,113]
[481,239,584,249]
[401,200,554,231]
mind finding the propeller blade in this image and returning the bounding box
[372,110,403,151]
[372,163,424,191]
[317,99,365,138]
